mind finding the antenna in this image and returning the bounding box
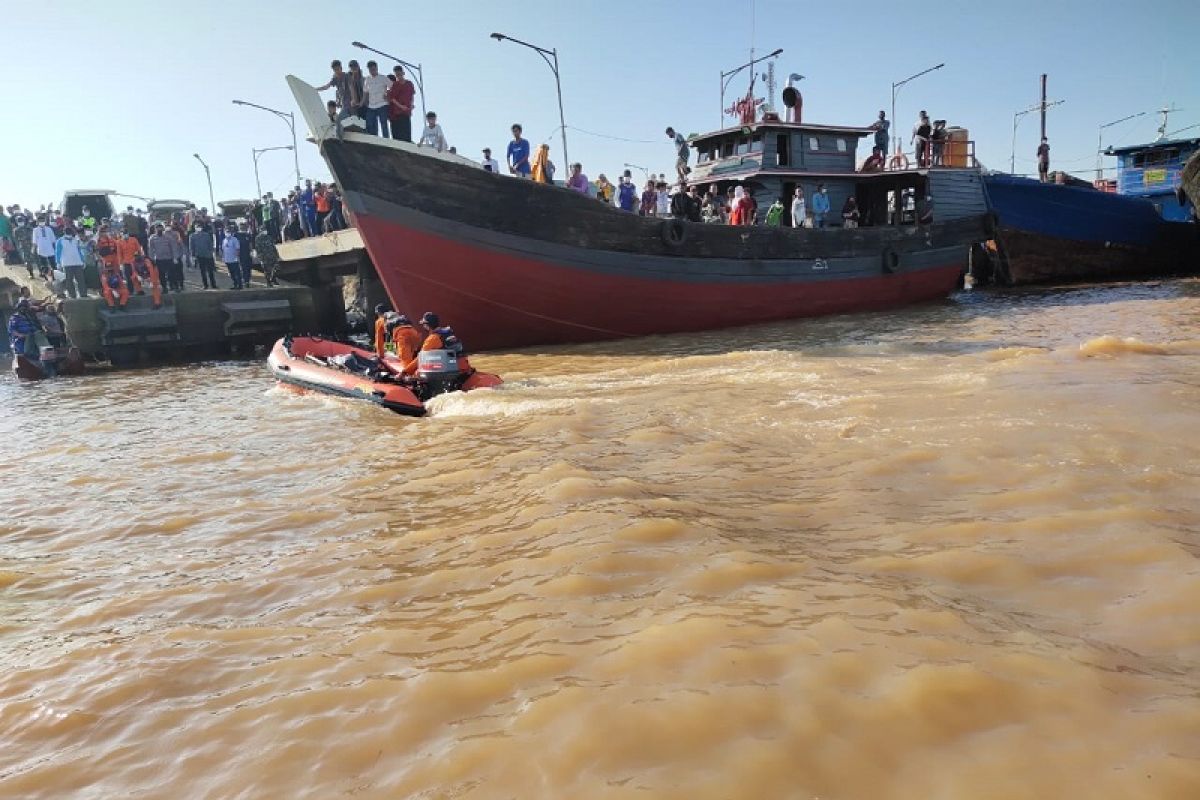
[762,62,777,112]
[1156,104,1184,140]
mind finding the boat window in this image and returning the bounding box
[721,138,735,157]
[750,135,763,153]
[809,137,819,151]
[698,149,711,164]
[777,134,791,166]
[735,137,751,155]
[836,138,847,152]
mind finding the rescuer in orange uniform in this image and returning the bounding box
[116,232,146,296]
[96,225,129,309]
[131,253,163,308]
[372,302,391,357]
[390,314,423,366]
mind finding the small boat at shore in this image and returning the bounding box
[10,348,86,381]
[267,335,501,416]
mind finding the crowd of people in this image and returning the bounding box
[0,202,288,309]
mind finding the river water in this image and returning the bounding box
[2,279,1198,799]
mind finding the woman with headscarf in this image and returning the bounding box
[531,143,552,184]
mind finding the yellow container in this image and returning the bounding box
[944,127,969,168]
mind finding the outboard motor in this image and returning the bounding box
[416,349,464,396]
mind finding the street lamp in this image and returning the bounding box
[1011,99,1065,174]
[351,41,427,119]
[720,48,783,128]
[252,146,295,200]
[623,162,649,180]
[891,63,944,158]
[231,99,301,186]
[193,153,216,215]
[1097,111,1148,180]
[491,32,569,170]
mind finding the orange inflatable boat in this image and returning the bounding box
[267,335,501,416]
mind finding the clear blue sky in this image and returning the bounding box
[4,0,1198,210]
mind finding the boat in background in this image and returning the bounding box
[981,172,1187,284]
[1104,134,1199,222]
[286,75,989,351]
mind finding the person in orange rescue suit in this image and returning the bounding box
[390,314,423,366]
[95,225,129,309]
[372,302,391,357]
[116,232,146,296]
[402,311,471,375]
[131,253,163,308]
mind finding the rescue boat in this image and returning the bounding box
[266,335,501,416]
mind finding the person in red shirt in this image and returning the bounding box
[387,65,416,143]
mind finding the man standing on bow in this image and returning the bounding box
[665,127,690,184]
[386,65,415,143]
[507,124,531,178]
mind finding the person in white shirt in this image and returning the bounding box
[362,60,391,138]
[655,182,670,216]
[54,227,88,298]
[481,148,500,173]
[32,217,57,277]
[418,111,447,152]
[790,187,807,228]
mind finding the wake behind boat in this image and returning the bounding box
[267,335,501,416]
[285,76,990,351]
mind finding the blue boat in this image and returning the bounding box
[981,172,1174,283]
[1105,135,1200,222]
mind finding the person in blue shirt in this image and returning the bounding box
[8,298,39,356]
[617,177,637,212]
[811,183,831,229]
[507,124,531,178]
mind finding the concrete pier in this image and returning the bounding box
[2,261,323,365]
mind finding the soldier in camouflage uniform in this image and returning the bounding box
[254,228,281,286]
[13,220,34,277]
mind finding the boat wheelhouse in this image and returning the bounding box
[685,118,988,229]
[1105,136,1200,222]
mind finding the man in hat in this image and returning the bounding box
[481,148,500,173]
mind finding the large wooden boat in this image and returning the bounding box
[288,76,989,351]
[1182,150,1200,219]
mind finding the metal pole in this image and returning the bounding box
[1039,74,1048,141]
[889,63,945,158]
[552,49,568,169]
[1011,112,1020,174]
[288,113,300,185]
[253,150,262,199]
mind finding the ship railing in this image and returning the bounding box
[881,139,977,172]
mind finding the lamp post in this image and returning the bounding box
[490,32,568,169]
[891,63,945,158]
[1011,99,1065,174]
[351,41,427,119]
[193,153,216,215]
[231,99,301,186]
[1097,111,1148,180]
[623,162,649,181]
[252,146,295,200]
[720,48,783,128]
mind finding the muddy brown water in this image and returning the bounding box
[2,279,1198,799]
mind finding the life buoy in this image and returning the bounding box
[661,219,688,248]
[888,152,910,171]
[881,246,900,274]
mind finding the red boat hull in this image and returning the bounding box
[357,214,964,352]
